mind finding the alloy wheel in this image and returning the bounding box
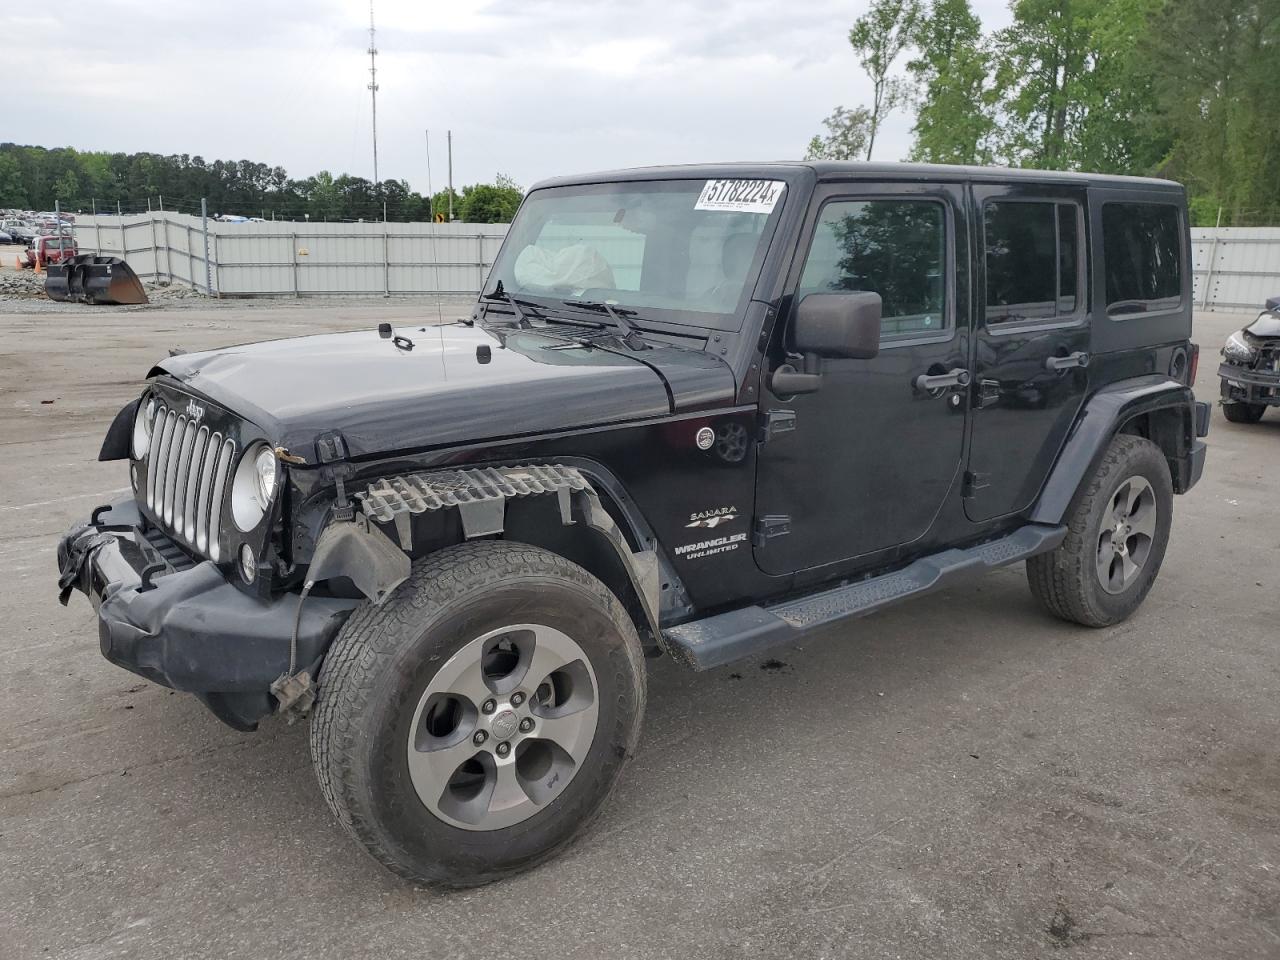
[406,623,600,831]
[1095,475,1157,595]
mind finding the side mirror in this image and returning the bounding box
[794,292,882,359]
[772,292,882,396]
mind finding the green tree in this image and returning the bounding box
[304,170,343,221]
[993,0,1096,167]
[1142,0,1280,224]
[430,187,462,221]
[990,0,1178,174]
[906,0,996,163]
[848,0,921,159]
[458,182,523,223]
[0,143,446,220]
[334,174,376,218]
[53,169,80,205]
[805,106,873,160]
[0,152,26,207]
[1070,0,1167,173]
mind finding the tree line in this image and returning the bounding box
[807,0,1280,226]
[0,143,523,223]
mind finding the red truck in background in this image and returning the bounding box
[18,234,77,271]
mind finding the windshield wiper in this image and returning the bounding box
[562,300,650,350]
[478,281,541,329]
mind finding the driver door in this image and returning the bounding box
[754,181,971,576]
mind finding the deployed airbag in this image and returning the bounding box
[513,244,615,292]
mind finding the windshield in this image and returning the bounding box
[485,178,788,331]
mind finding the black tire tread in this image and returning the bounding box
[309,540,645,886]
[1026,434,1170,628]
[1221,402,1265,424]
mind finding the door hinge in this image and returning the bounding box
[753,514,791,546]
[976,379,1001,408]
[758,409,796,443]
[962,471,990,499]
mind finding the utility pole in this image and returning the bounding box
[201,197,212,295]
[447,129,454,222]
[368,0,380,187]
[425,129,433,220]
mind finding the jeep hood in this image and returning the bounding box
[153,323,735,460]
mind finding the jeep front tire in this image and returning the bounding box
[310,541,646,886]
[1027,435,1173,628]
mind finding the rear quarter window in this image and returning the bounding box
[1102,202,1183,317]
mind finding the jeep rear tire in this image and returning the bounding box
[1027,435,1173,628]
[310,541,646,886]
[1221,401,1265,423]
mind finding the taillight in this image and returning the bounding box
[1187,342,1200,385]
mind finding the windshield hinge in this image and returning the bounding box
[316,431,348,464]
[758,409,796,443]
[752,515,791,547]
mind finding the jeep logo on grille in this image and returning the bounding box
[185,399,205,424]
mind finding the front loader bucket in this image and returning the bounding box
[44,260,71,301]
[45,255,149,305]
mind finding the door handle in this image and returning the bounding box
[914,367,971,392]
[1045,351,1090,371]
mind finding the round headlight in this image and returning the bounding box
[231,442,279,532]
[1223,330,1257,363]
[131,398,155,459]
[254,445,278,503]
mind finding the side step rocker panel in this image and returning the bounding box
[662,523,1066,670]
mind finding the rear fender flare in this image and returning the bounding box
[1031,375,1194,525]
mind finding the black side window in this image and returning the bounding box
[1102,203,1182,316]
[984,201,1081,323]
[798,199,947,337]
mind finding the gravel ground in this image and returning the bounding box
[0,300,1276,959]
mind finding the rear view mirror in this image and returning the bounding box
[771,292,882,396]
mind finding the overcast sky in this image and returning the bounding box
[4,0,1013,195]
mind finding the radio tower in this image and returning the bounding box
[367,0,380,186]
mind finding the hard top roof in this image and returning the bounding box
[531,161,1183,193]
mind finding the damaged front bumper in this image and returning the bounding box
[57,498,359,730]
[1219,361,1280,406]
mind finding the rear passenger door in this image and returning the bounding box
[965,182,1090,522]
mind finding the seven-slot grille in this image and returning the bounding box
[140,401,235,561]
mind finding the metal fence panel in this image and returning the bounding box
[68,215,1278,308]
[69,213,508,297]
[1191,227,1280,312]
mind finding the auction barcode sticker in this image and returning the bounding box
[694,179,785,214]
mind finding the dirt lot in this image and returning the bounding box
[0,295,1276,960]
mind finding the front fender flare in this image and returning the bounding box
[352,464,662,641]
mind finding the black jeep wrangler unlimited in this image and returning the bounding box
[59,163,1209,885]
